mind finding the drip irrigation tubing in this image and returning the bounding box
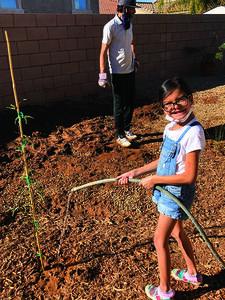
[59,178,225,269]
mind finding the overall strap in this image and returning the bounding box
[177,121,201,143]
[189,121,202,127]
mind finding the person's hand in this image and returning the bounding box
[116,171,135,185]
[139,175,155,189]
[98,73,110,88]
[134,58,139,72]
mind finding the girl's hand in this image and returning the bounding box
[116,171,136,185]
[139,175,156,189]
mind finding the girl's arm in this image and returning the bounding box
[116,159,159,184]
[140,150,200,189]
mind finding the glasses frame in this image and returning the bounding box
[161,95,191,112]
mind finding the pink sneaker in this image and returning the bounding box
[171,269,203,285]
[145,285,175,300]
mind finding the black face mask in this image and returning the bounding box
[122,12,130,30]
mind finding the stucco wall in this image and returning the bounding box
[91,1,100,14]
[21,0,99,14]
[0,13,224,110]
[21,0,72,13]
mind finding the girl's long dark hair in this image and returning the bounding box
[159,77,193,104]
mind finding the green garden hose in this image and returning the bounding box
[59,178,225,269]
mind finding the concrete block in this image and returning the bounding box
[61,62,79,74]
[77,38,94,49]
[68,26,85,38]
[12,54,31,68]
[33,77,54,90]
[79,60,96,72]
[42,64,62,77]
[0,82,12,96]
[16,80,34,93]
[36,14,57,26]
[59,38,77,51]
[5,28,27,42]
[27,27,48,40]
[85,25,101,37]
[39,40,59,52]
[57,14,75,26]
[14,14,36,27]
[51,51,70,64]
[21,66,42,80]
[17,41,39,54]
[30,53,51,65]
[0,14,14,27]
[48,27,68,39]
[75,14,93,25]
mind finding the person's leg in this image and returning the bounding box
[124,71,135,132]
[154,213,177,292]
[171,220,197,275]
[111,74,125,137]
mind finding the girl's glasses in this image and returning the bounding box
[162,95,190,112]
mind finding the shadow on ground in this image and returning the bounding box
[205,124,225,141]
[1,72,224,146]
[175,269,225,299]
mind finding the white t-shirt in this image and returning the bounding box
[102,15,134,74]
[164,118,205,174]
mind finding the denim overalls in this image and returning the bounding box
[152,121,201,220]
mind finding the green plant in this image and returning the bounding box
[203,41,225,63]
[5,30,44,271]
[215,42,225,61]
[7,102,33,124]
[215,124,225,142]
[9,202,31,216]
[205,124,225,143]
[158,0,223,14]
[9,180,44,216]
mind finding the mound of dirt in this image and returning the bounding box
[0,74,225,299]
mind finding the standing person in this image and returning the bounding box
[116,77,205,299]
[99,0,141,148]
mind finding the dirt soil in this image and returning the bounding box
[0,74,225,300]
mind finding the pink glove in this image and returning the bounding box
[98,73,110,88]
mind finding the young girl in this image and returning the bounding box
[116,77,205,300]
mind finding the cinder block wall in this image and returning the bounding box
[0,13,224,111]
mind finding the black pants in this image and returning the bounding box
[111,71,135,138]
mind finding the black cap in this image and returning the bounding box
[118,0,141,8]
